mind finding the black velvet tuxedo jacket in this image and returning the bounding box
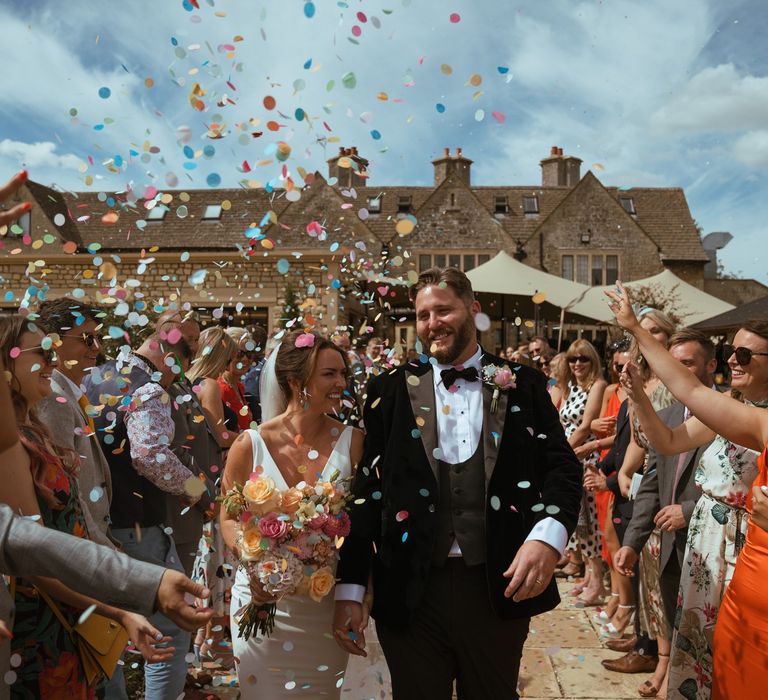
[337,351,583,628]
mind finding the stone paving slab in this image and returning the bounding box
[199,579,646,699]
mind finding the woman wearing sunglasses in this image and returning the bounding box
[556,339,607,607]
[0,315,174,697]
[608,283,768,700]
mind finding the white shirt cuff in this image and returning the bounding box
[525,517,568,555]
[334,583,366,603]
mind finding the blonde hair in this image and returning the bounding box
[226,326,254,350]
[187,327,237,383]
[631,308,676,382]
[563,339,602,397]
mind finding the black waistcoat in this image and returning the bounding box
[431,443,486,566]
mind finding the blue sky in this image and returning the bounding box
[1,0,766,281]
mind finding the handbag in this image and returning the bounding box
[11,578,128,685]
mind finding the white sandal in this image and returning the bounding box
[600,604,636,639]
[593,592,620,623]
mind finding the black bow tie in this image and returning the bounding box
[440,366,479,390]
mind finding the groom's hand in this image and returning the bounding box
[502,540,559,602]
[333,601,367,657]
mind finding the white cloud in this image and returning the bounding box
[732,130,768,167]
[651,64,768,132]
[0,139,82,170]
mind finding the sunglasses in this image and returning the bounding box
[722,344,768,366]
[63,332,101,349]
[18,345,58,365]
[567,355,591,364]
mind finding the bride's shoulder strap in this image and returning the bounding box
[244,427,263,472]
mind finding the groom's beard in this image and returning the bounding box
[425,315,476,365]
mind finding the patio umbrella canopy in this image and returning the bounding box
[566,269,735,325]
[466,251,611,320]
[692,295,768,334]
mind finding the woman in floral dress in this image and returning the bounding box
[622,321,768,700]
[0,315,171,698]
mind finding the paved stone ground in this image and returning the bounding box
[182,580,647,699]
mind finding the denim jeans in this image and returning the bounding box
[109,526,190,700]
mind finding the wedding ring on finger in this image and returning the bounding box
[535,578,543,586]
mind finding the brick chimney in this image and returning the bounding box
[327,146,369,188]
[432,147,472,186]
[540,146,582,187]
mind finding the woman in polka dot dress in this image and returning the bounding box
[558,339,607,606]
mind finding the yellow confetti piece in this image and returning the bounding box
[440,64,453,75]
[371,397,381,409]
[395,218,415,235]
[406,375,420,386]
[415,417,425,427]
[532,292,547,304]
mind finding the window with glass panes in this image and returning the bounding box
[561,253,620,285]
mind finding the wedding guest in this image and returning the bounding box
[363,336,385,378]
[241,324,267,423]
[35,298,115,548]
[618,325,767,700]
[222,327,255,431]
[607,283,768,700]
[85,332,200,699]
[0,315,174,697]
[331,329,365,423]
[528,335,552,361]
[559,339,607,607]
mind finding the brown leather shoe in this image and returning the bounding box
[605,635,637,652]
[601,650,659,673]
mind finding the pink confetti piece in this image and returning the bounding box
[492,111,506,123]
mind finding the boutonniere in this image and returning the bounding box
[481,364,516,413]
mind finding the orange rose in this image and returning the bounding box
[243,476,281,515]
[281,488,303,516]
[308,566,336,602]
[240,523,265,561]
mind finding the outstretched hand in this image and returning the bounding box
[604,281,640,332]
[619,361,644,402]
[155,569,214,632]
[0,171,31,231]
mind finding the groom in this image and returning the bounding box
[334,267,583,699]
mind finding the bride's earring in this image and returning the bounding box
[301,387,310,410]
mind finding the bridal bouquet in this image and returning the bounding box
[221,469,353,640]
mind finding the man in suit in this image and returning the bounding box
[334,267,583,699]
[156,314,220,578]
[604,329,716,674]
[35,298,116,547]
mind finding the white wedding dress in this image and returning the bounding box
[231,426,353,697]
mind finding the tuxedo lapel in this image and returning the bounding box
[405,364,439,480]
[481,355,508,485]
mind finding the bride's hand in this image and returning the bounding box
[604,281,640,332]
[249,580,276,605]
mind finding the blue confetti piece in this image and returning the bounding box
[370,129,381,140]
[411,429,421,438]
[304,1,316,18]
[402,532,409,543]
[372,491,382,500]
[295,107,306,121]
[497,66,509,74]
[436,103,446,113]
[303,58,312,69]
[98,87,111,99]
[206,173,221,187]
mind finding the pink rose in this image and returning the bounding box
[494,368,515,389]
[324,512,351,538]
[308,513,329,530]
[258,512,289,540]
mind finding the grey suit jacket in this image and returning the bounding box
[0,504,163,700]
[166,381,220,546]
[623,402,713,571]
[35,370,115,548]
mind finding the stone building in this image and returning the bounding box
[0,145,747,349]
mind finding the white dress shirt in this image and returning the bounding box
[336,346,567,602]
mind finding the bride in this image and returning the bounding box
[221,329,364,696]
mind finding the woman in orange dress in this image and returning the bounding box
[608,283,768,700]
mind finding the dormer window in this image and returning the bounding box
[523,196,539,215]
[494,195,508,214]
[202,204,222,220]
[367,196,381,214]
[620,197,636,215]
[397,195,412,214]
[146,206,167,221]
